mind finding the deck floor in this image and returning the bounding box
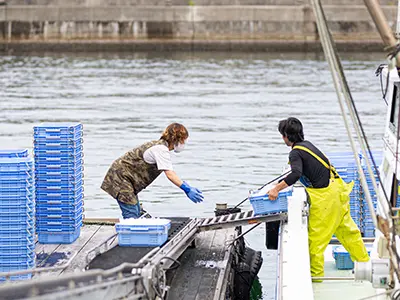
[313,244,381,300]
[34,224,117,278]
[31,220,237,300]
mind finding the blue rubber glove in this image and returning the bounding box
[180,181,204,203]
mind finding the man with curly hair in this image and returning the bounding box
[101,123,203,219]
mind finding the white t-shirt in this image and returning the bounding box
[143,145,173,171]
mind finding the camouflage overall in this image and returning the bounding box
[101,139,168,205]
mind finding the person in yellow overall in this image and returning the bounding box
[267,117,369,279]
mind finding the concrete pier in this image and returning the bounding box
[0,0,397,52]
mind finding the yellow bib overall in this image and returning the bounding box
[293,146,370,279]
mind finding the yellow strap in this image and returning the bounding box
[293,145,332,170]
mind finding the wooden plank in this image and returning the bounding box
[61,225,116,274]
[35,225,100,279]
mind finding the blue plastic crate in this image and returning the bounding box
[0,203,35,214]
[37,227,81,244]
[0,218,34,232]
[116,219,171,247]
[36,197,83,207]
[0,196,35,206]
[0,259,35,269]
[34,153,83,164]
[0,273,32,282]
[33,130,83,141]
[35,158,83,170]
[34,138,83,149]
[35,173,83,186]
[0,158,34,172]
[34,123,82,136]
[332,246,356,270]
[35,164,83,177]
[36,205,83,218]
[36,201,83,215]
[249,189,291,216]
[36,185,83,198]
[363,229,375,237]
[0,235,35,248]
[0,226,35,238]
[35,180,83,192]
[0,177,34,186]
[34,145,83,157]
[0,149,29,158]
[36,215,83,230]
[0,252,35,264]
[0,244,35,256]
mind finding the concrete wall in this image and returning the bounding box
[0,3,397,51]
[3,0,398,5]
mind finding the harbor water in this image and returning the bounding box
[0,51,387,299]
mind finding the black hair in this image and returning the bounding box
[278,117,305,143]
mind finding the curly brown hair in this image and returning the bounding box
[160,123,189,147]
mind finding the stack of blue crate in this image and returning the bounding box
[34,123,84,244]
[0,149,35,281]
[327,152,362,228]
[359,151,383,238]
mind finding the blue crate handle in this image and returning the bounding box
[45,229,63,232]
[45,186,62,190]
[126,227,151,231]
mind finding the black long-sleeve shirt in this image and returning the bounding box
[283,140,330,188]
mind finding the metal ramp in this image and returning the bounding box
[198,210,288,232]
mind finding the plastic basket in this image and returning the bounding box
[35,172,83,186]
[37,227,81,244]
[35,179,83,192]
[249,190,291,216]
[36,193,83,205]
[36,204,83,218]
[34,138,83,149]
[35,164,83,177]
[34,151,83,163]
[34,145,83,157]
[35,159,83,170]
[36,186,83,198]
[0,203,35,214]
[0,243,35,256]
[0,252,35,264]
[116,219,171,247]
[33,130,82,141]
[0,158,34,172]
[34,123,83,136]
[36,215,83,231]
[0,149,29,158]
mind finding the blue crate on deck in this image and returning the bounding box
[116,218,171,247]
[37,227,81,244]
[0,152,36,280]
[332,246,371,270]
[249,188,292,216]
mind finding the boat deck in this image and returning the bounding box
[313,244,381,300]
[24,218,237,300]
[34,223,117,278]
